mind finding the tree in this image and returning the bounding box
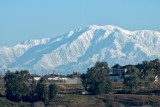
[81,61,112,95]
[144,69,157,90]
[136,59,160,90]
[48,84,58,101]
[29,79,37,102]
[136,59,160,78]
[123,66,140,92]
[4,70,31,102]
[35,77,48,104]
[4,70,57,104]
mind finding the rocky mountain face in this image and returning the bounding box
[0,25,160,74]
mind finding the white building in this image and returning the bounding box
[109,64,132,82]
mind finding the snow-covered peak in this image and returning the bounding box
[19,38,50,47]
[0,25,160,74]
[87,25,132,35]
[88,25,100,30]
[88,25,121,30]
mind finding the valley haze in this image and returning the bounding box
[0,25,160,74]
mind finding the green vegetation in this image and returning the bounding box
[80,59,160,96]
[123,66,140,92]
[136,59,160,90]
[1,94,160,107]
[0,59,160,106]
[4,70,31,102]
[48,84,58,101]
[81,61,112,95]
[4,70,58,105]
[35,77,49,103]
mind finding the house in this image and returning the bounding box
[109,64,122,82]
[109,64,134,82]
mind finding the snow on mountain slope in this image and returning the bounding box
[0,25,160,74]
[0,38,50,69]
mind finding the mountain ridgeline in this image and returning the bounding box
[0,25,160,74]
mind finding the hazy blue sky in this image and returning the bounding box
[0,0,160,46]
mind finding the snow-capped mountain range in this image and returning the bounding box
[0,25,160,74]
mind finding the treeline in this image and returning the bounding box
[4,70,58,104]
[81,59,160,95]
[123,59,160,92]
[2,58,160,104]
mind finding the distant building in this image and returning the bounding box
[109,64,160,82]
[44,73,81,84]
[109,64,134,82]
[31,74,41,81]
